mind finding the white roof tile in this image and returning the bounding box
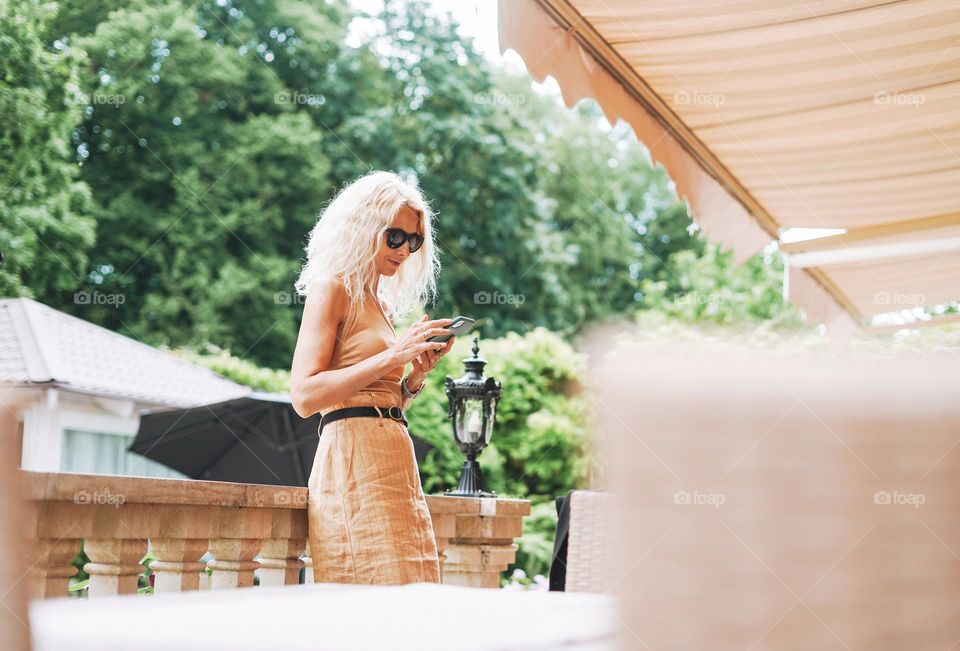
[0,297,251,408]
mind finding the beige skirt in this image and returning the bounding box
[307,393,441,585]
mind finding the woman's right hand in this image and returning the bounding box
[390,315,453,366]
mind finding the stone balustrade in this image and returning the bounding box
[20,471,530,598]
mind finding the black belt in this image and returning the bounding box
[317,406,408,437]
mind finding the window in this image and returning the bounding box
[60,429,186,479]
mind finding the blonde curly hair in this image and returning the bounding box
[294,170,440,333]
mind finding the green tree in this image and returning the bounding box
[640,243,803,327]
[495,70,697,332]
[52,0,342,364]
[0,0,95,299]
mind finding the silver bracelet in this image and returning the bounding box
[401,376,423,399]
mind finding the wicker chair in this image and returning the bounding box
[551,489,618,593]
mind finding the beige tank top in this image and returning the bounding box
[327,292,404,406]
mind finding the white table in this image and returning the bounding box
[29,583,622,651]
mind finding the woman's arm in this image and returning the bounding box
[399,376,419,411]
[290,276,452,418]
[398,337,455,410]
[290,275,397,417]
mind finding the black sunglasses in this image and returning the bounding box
[385,228,424,253]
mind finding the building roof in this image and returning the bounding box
[0,297,252,408]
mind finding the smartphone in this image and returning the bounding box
[427,316,476,344]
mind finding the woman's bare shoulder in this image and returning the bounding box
[304,274,348,318]
[307,273,346,296]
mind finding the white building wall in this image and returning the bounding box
[18,387,182,478]
[20,389,63,471]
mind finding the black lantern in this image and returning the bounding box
[443,337,502,497]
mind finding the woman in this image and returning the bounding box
[289,170,455,585]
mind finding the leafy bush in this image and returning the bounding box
[173,344,291,393]
[409,327,597,500]
[640,243,804,329]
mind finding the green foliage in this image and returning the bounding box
[493,74,689,332]
[0,0,96,298]
[602,311,960,363]
[58,0,337,365]
[640,242,805,329]
[411,327,596,500]
[174,344,291,393]
[503,498,559,585]
[850,323,960,356]
[70,544,89,585]
[67,578,89,594]
[139,549,155,592]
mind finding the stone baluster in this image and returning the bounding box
[257,498,307,586]
[28,538,81,599]
[207,539,261,589]
[152,503,219,593]
[206,505,267,589]
[149,539,209,592]
[258,538,306,586]
[83,539,148,596]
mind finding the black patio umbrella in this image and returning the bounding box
[130,392,435,487]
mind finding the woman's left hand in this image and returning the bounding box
[408,336,455,389]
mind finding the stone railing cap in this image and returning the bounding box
[20,471,307,509]
[21,472,533,515]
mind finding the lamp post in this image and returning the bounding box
[443,337,502,497]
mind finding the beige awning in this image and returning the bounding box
[498,0,960,331]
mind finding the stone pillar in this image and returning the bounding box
[427,494,530,589]
[83,539,148,596]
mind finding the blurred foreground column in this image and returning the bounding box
[1,390,33,651]
[588,339,960,651]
